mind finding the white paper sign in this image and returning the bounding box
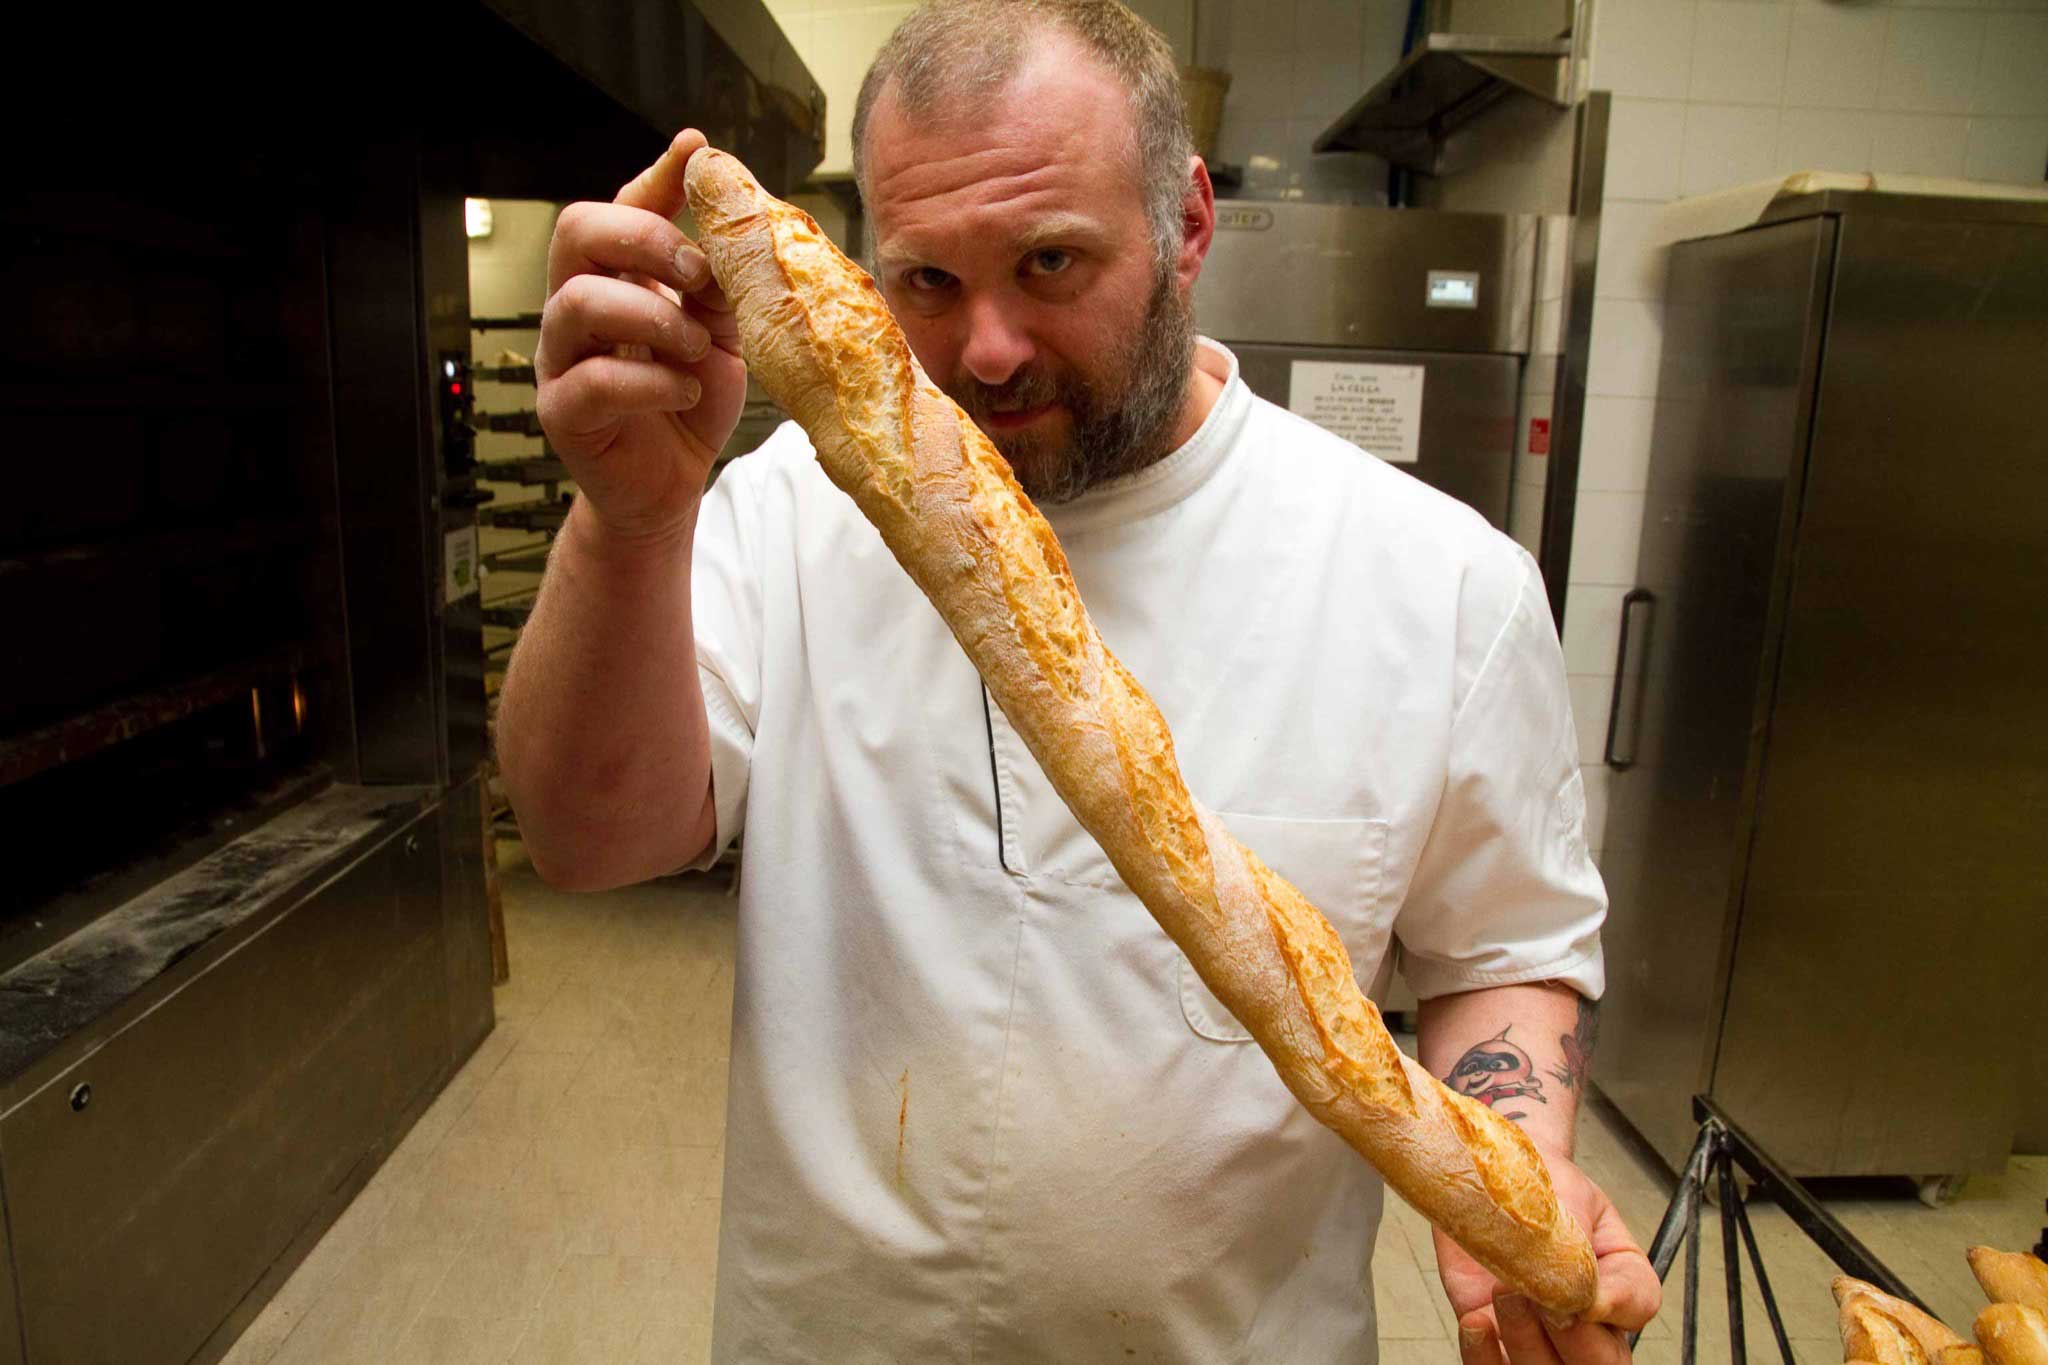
[444,525,480,603]
[1287,360,1424,464]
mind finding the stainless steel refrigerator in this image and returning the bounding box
[1596,187,2048,1184]
[1191,200,1537,528]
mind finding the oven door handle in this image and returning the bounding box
[1603,588,1654,771]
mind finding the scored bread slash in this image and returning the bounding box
[1833,1277,1969,1358]
[682,144,1599,1316]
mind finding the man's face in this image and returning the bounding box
[862,39,1202,503]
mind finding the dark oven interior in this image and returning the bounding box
[0,173,347,972]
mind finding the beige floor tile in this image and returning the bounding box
[373,1167,499,1253]
[458,1049,583,1139]
[388,1311,534,1365]
[622,1311,712,1365]
[1373,1235,1453,1342]
[510,1254,677,1365]
[420,1236,569,1327]
[1375,1340,1455,1365]
[269,1241,460,1365]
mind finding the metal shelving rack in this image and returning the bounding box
[468,316,554,844]
[465,304,781,874]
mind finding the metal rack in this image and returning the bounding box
[477,500,569,534]
[1636,1095,1930,1364]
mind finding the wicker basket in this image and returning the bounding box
[1180,66,1232,163]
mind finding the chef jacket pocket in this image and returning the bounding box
[1178,813,1391,1043]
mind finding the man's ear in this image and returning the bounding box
[1176,155,1216,291]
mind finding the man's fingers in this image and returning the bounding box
[1495,1295,1568,1365]
[541,274,712,374]
[1459,1308,1505,1365]
[1584,1247,1661,1332]
[614,128,708,216]
[536,355,703,443]
[1585,1202,1662,1332]
[1540,1317,1636,1365]
[546,201,712,298]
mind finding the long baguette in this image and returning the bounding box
[1978,1304,2048,1365]
[1973,1248,2048,1314]
[1834,1276,1970,1357]
[683,147,1599,1316]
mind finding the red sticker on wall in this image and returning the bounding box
[1528,417,1551,455]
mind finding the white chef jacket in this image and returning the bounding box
[687,337,1605,1364]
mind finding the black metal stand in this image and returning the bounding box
[1631,1095,1931,1363]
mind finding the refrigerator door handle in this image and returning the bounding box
[1604,588,1655,771]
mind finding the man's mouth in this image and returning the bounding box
[982,402,1058,431]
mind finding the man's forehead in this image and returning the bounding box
[862,35,1142,221]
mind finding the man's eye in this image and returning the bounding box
[905,266,954,291]
[1025,249,1072,277]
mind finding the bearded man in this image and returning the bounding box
[497,2,1658,1361]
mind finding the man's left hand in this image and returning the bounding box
[1434,1148,1662,1363]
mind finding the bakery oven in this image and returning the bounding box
[0,186,346,974]
[0,1,822,1361]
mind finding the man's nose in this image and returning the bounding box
[958,294,1035,388]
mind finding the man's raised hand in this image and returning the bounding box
[534,129,747,543]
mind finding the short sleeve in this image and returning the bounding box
[1395,548,1607,1001]
[678,458,765,872]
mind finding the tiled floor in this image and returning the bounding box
[222,842,2046,1363]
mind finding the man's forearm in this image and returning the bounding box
[495,496,717,890]
[1416,980,1598,1160]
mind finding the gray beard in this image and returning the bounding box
[946,268,1197,505]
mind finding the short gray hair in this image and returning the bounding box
[850,0,1195,264]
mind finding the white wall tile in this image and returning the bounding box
[1562,583,1629,676]
[1227,0,1297,55]
[1974,14,2048,118]
[806,5,918,173]
[1567,490,1649,585]
[1127,0,1194,62]
[1580,395,1659,493]
[1296,50,1364,126]
[1569,673,1619,766]
[1534,295,1566,357]
[1680,103,1782,197]
[1964,116,2048,182]
[1605,98,1690,201]
[1593,0,1698,100]
[1588,297,1665,398]
[1867,112,1971,176]
[1539,216,1571,304]
[1361,4,1411,80]
[1880,9,1987,115]
[1294,0,1366,70]
[1595,200,1671,302]
[1509,480,1548,556]
[1224,51,1298,123]
[1784,2,1888,111]
[1690,2,1791,106]
[1217,115,1292,172]
[1775,107,1875,175]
